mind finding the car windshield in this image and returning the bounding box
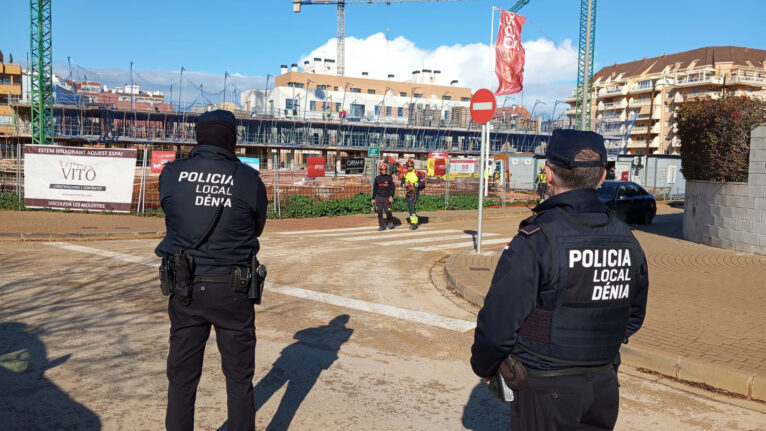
[598,183,619,200]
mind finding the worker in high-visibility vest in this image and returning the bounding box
[535,164,548,203]
[401,159,425,230]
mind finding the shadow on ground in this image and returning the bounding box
[461,380,510,430]
[0,322,102,429]
[633,212,684,240]
[223,315,353,431]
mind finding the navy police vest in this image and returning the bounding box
[516,207,640,365]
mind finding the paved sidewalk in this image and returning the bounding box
[445,209,766,401]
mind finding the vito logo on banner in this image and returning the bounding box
[24,145,137,212]
[495,10,527,95]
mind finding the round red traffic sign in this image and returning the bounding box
[470,89,497,124]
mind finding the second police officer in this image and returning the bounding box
[471,129,649,431]
[155,109,268,431]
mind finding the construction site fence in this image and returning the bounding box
[0,143,535,216]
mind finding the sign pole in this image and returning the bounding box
[477,124,486,253]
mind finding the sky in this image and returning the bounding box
[2,0,764,115]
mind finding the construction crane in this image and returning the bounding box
[575,0,596,130]
[30,0,54,145]
[292,0,472,77]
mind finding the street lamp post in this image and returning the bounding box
[262,74,273,115]
[303,78,313,123]
[550,99,565,131]
[340,81,351,121]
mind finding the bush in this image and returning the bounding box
[678,96,766,182]
[269,193,501,219]
[0,193,24,210]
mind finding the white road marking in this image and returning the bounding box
[269,285,475,332]
[374,232,500,246]
[274,226,379,235]
[44,242,477,332]
[472,102,493,110]
[308,227,435,238]
[411,237,510,252]
[337,229,459,241]
[45,242,160,266]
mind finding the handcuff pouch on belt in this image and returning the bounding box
[230,254,267,305]
[488,355,528,402]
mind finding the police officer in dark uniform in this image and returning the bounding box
[155,109,267,431]
[470,129,649,430]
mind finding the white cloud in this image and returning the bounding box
[299,32,577,115]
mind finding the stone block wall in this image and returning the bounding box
[683,125,766,255]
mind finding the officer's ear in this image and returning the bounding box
[596,168,607,188]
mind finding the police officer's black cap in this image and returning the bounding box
[195,109,236,153]
[545,129,607,169]
[196,109,236,133]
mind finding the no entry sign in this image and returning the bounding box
[470,89,497,124]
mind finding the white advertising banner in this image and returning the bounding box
[24,145,138,212]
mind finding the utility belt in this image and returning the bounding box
[159,250,267,305]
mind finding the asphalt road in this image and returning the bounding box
[1,208,765,430]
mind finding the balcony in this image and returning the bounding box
[674,75,724,87]
[564,90,578,103]
[651,123,662,134]
[728,75,766,86]
[598,86,627,98]
[628,99,650,108]
[600,100,627,111]
[626,138,660,149]
[684,91,721,101]
[0,83,22,96]
[629,84,653,94]
[630,126,649,135]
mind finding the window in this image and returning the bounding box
[461,97,470,102]
[350,88,361,93]
[399,92,407,97]
[335,103,341,112]
[316,85,327,90]
[442,95,452,100]
[289,82,304,88]
[413,93,423,98]
[285,99,298,110]
[386,106,392,116]
[334,86,339,91]
[375,105,380,116]
[310,101,316,111]
[367,89,376,94]
[666,91,674,98]
[397,107,403,117]
[637,80,652,89]
[667,165,677,184]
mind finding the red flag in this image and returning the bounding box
[494,11,527,95]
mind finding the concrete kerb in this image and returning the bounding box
[443,253,764,402]
[0,231,166,242]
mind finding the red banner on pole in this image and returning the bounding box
[494,10,527,96]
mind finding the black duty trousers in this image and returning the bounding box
[510,368,619,431]
[166,280,256,431]
[375,195,393,227]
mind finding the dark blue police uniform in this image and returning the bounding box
[155,110,267,431]
[471,130,649,431]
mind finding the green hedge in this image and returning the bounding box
[0,193,24,210]
[267,193,508,219]
[678,96,766,182]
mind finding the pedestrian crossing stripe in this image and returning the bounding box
[337,229,459,241]
[374,233,500,246]
[410,237,510,252]
[274,226,380,235]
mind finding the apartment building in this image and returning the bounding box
[241,59,473,127]
[565,46,766,155]
[0,60,22,135]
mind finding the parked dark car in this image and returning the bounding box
[598,180,656,224]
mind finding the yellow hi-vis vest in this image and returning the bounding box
[404,170,419,185]
[537,172,547,184]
